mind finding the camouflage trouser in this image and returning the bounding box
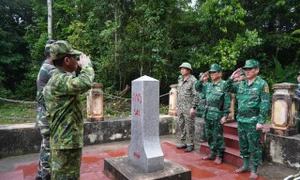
[178,111,195,146]
[196,99,206,118]
[51,148,82,180]
[36,107,51,180]
[204,119,225,157]
[238,122,262,168]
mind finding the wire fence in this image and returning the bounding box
[0,91,170,124]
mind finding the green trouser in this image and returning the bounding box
[196,99,206,118]
[36,108,51,180]
[36,126,50,180]
[178,111,195,147]
[238,122,262,169]
[204,119,225,157]
[51,148,82,180]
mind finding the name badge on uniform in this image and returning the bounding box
[264,86,269,93]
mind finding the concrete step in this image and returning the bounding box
[200,142,243,167]
[224,122,271,142]
[224,122,238,136]
[224,133,239,149]
[0,170,23,180]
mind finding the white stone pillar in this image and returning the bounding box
[128,75,164,173]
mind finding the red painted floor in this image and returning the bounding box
[0,142,265,180]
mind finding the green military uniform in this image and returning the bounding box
[36,40,56,180]
[177,63,199,150]
[224,60,270,173]
[43,41,94,180]
[195,64,231,158]
[196,72,206,118]
[233,70,245,121]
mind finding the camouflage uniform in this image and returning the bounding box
[195,64,231,158]
[36,40,56,180]
[196,72,206,118]
[177,63,199,148]
[224,60,270,173]
[43,41,94,180]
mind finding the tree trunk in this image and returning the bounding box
[47,0,52,39]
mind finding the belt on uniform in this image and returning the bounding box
[239,111,258,118]
[207,101,219,107]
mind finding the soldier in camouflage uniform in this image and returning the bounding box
[224,59,270,180]
[233,70,246,121]
[196,72,207,118]
[176,62,199,152]
[35,40,56,180]
[43,40,94,180]
[195,64,231,165]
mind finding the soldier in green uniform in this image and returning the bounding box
[43,40,94,180]
[195,64,231,165]
[233,70,246,121]
[196,72,207,118]
[35,40,56,180]
[224,59,270,180]
[176,62,199,152]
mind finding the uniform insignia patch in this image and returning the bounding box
[264,86,269,93]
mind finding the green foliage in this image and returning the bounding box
[1,0,300,108]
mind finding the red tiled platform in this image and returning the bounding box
[0,142,266,180]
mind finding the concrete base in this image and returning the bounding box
[104,156,191,180]
[269,127,298,136]
[0,115,174,159]
[266,133,300,170]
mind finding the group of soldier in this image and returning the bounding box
[176,60,270,180]
[34,39,300,180]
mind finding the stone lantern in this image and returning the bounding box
[168,84,178,115]
[87,83,104,121]
[270,83,299,136]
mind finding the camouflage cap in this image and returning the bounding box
[243,59,260,68]
[209,64,222,72]
[50,40,82,60]
[198,72,204,77]
[44,40,56,53]
[179,62,192,71]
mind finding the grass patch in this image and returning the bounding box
[0,103,37,124]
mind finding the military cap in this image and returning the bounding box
[44,40,56,53]
[209,64,222,72]
[50,40,82,60]
[178,75,183,79]
[240,70,245,75]
[179,62,192,71]
[198,72,204,77]
[243,59,260,68]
